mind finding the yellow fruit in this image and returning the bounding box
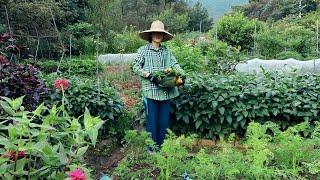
[175,77,183,85]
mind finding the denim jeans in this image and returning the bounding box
[144,98,171,147]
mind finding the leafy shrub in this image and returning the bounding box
[0,62,48,111]
[0,96,103,179]
[115,121,320,179]
[255,24,315,59]
[206,40,245,74]
[276,51,303,60]
[113,27,145,53]
[43,75,130,138]
[66,22,94,38]
[171,72,320,138]
[215,12,263,51]
[167,41,206,73]
[30,58,104,77]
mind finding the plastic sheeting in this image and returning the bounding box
[235,58,320,74]
[98,53,137,64]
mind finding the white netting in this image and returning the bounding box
[235,58,320,74]
[98,53,137,64]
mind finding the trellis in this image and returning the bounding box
[3,5,103,98]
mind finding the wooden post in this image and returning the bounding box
[254,23,257,56]
[215,25,218,50]
[34,38,40,62]
[96,33,101,100]
[68,35,72,76]
[317,19,319,58]
[314,19,319,72]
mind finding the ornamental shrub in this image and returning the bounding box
[43,74,131,138]
[0,61,48,111]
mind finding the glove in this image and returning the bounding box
[147,73,160,85]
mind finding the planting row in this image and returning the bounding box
[170,72,320,138]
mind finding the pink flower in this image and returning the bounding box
[54,78,69,91]
[68,168,87,180]
[4,150,26,161]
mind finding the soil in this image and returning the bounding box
[85,145,125,179]
[105,64,141,109]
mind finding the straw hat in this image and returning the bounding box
[139,20,173,42]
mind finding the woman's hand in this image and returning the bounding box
[164,68,172,74]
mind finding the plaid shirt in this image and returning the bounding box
[132,43,185,101]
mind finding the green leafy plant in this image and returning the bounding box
[0,96,104,179]
[29,57,104,77]
[171,72,320,138]
[43,75,128,139]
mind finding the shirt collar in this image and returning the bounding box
[148,43,163,51]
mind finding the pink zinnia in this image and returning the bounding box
[8,150,26,161]
[68,168,87,180]
[54,78,69,90]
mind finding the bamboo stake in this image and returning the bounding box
[49,6,65,74]
[96,33,101,100]
[317,19,319,58]
[68,35,71,76]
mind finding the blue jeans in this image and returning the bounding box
[144,98,171,147]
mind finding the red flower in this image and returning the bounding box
[68,168,87,180]
[0,55,9,64]
[3,150,26,161]
[54,78,69,90]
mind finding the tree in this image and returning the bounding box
[152,8,189,33]
[216,12,263,51]
[239,0,318,21]
[187,1,213,32]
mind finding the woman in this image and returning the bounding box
[132,20,185,149]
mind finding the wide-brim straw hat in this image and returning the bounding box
[139,20,173,42]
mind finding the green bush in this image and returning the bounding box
[113,27,145,53]
[43,75,131,138]
[255,24,315,59]
[170,72,320,138]
[215,12,263,51]
[206,40,245,74]
[167,41,206,73]
[276,51,303,60]
[32,58,104,77]
[115,121,320,179]
[66,22,94,38]
[0,96,102,179]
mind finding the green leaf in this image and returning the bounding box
[218,107,225,115]
[215,124,221,132]
[32,103,45,117]
[195,121,202,129]
[182,115,189,124]
[11,96,24,111]
[240,120,246,128]
[0,101,15,116]
[236,115,243,122]
[0,163,7,175]
[77,146,89,157]
[226,116,232,125]
[15,158,26,173]
[0,157,8,165]
[242,111,248,117]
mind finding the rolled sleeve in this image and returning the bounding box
[132,47,148,78]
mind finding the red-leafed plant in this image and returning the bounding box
[0,33,48,111]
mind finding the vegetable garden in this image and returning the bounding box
[1,0,320,179]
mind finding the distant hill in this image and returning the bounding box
[188,0,248,21]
